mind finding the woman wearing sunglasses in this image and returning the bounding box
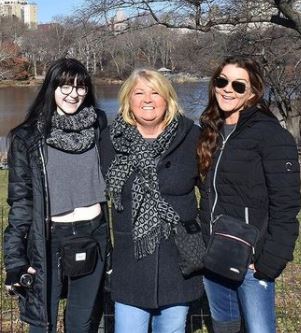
[4,58,107,332]
[197,56,300,333]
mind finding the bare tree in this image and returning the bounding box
[80,0,301,35]
[225,24,301,142]
[0,42,18,79]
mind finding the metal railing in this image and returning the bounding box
[1,202,301,332]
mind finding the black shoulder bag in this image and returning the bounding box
[173,215,206,277]
[173,186,206,277]
[203,177,259,281]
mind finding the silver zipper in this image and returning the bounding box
[210,127,236,233]
[245,207,249,224]
[38,140,50,328]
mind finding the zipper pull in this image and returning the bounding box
[212,214,222,225]
[210,214,222,235]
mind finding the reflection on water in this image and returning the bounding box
[0,81,208,139]
[0,86,40,137]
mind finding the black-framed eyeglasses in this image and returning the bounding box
[214,77,248,94]
[59,85,88,97]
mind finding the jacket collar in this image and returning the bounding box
[161,115,195,158]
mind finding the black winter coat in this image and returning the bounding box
[199,106,300,280]
[4,110,107,327]
[100,115,203,308]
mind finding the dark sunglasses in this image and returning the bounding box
[214,77,247,94]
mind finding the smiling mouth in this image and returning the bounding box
[64,99,78,104]
[222,95,235,100]
[142,106,155,110]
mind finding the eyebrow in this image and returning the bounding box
[219,74,248,82]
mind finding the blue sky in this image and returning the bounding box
[34,0,85,23]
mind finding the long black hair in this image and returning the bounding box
[12,58,96,138]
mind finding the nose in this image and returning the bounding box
[223,82,232,92]
[144,92,152,103]
[69,87,79,98]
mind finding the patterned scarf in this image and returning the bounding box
[46,106,97,153]
[106,115,180,259]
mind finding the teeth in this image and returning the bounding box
[142,106,154,110]
[223,96,234,100]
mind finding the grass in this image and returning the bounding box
[0,170,300,332]
[0,170,8,207]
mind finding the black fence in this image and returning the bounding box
[1,201,301,332]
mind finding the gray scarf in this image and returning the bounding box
[46,106,97,153]
[106,115,180,259]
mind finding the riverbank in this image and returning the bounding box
[0,72,205,88]
[0,78,43,88]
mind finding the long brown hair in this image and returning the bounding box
[197,56,268,179]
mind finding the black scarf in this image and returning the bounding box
[106,115,180,259]
[46,106,97,153]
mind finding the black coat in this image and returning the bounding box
[100,115,203,308]
[4,110,107,327]
[199,106,300,280]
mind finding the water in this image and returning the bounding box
[0,81,208,151]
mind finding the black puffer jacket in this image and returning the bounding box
[4,110,107,327]
[199,106,300,280]
[100,115,203,308]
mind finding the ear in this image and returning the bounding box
[248,91,255,101]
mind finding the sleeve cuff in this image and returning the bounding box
[253,270,274,282]
[5,266,28,285]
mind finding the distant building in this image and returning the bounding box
[0,0,37,29]
[111,10,127,33]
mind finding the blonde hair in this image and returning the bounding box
[118,68,183,126]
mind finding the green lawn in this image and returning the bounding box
[0,170,8,207]
[0,170,300,332]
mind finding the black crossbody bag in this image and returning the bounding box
[202,138,260,282]
[203,213,259,281]
[61,236,99,278]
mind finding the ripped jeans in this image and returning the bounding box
[204,269,276,333]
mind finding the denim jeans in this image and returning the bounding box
[204,269,276,333]
[114,302,189,333]
[29,214,107,333]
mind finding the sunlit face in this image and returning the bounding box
[55,76,86,115]
[129,78,167,132]
[214,64,255,124]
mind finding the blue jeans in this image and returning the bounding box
[204,269,276,333]
[114,302,189,333]
[29,214,107,333]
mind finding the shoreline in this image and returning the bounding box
[0,73,205,88]
[0,77,123,88]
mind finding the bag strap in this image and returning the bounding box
[107,196,114,248]
[195,186,201,210]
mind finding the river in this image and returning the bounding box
[0,81,208,152]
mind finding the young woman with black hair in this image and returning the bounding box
[4,58,107,333]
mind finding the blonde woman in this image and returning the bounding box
[101,69,203,333]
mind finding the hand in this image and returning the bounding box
[248,263,255,271]
[5,266,36,292]
[27,266,36,275]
